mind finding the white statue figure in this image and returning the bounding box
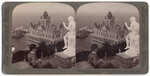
[62,16,76,57]
[124,17,139,57]
[125,17,139,49]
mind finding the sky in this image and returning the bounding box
[76,3,139,30]
[12,3,75,30]
[12,3,139,31]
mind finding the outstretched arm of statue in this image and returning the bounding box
[63,22,69,30]
[125,22,130,30]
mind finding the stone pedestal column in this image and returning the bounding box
[116,52,139,68]
[53,52,75,68]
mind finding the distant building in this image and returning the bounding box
[27,11,64,45]
[91,11,128,47]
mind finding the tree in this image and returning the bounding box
[36,41,47,58]
[97,46,105,59]
[99,40,113,58]
[103,41,111,58]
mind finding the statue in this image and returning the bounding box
[124,17,139,57]
[62,16,76,57]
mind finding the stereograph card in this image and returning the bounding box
[2,2,148,74]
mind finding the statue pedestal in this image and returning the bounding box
[116,52,131,60]
[125,48,139,58]
[54,52,75,68]
[116,52,139,68]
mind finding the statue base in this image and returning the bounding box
[116,52,131,59]
[125,49,139,58]
[63,47,75,57]
[54,52,75,68]
[116,52,139,68]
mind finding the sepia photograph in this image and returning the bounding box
[11,3,76,69]
[76,3,139,69]
[11,2,140,69]
[2,1,149,74]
